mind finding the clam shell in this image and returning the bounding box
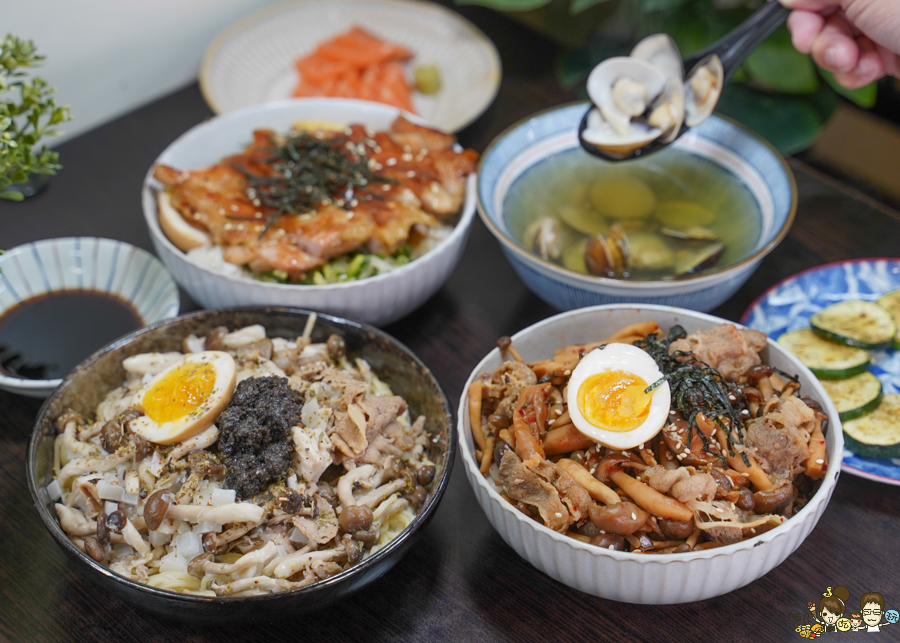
[586,57,666,138]
[631,34,684,82]
[685,54,724,128]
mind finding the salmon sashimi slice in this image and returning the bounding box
[291,27,416,112]
[316,27,411,67]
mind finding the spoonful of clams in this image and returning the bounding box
[578,0,790,161]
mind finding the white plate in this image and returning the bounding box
[200,0,501,132]
[742,258,900,486]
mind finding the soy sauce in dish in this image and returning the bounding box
[0,290,143,380]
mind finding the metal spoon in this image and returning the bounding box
[578,0,790,161]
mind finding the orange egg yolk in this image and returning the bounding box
[142,362,216,424]
[576,370,652,432]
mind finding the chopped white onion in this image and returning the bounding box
[148,451,165,477]
[104,501,119,515]
[211,488,236,506]
[116,464,126,482]
[158,551,188,573]
[176,521,192,535]
[149,530,171,547]
[288,528,309,544]
[96,480,124,502]
[46,479,62,501]
[112,544,135,559]
[191,522,222,534]
[175,531,203,561]
[275,544,287,557]
[119,491,140,506]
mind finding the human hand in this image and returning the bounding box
[779,0,900,89]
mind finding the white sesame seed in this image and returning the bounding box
[631,513,636,520]
[564,370,571,376]
[669,410,677,415]
[816,459,824,464]
[401,153,413,162]
[741,409,750,415]
[406,170,416,178]
[639,443,645,450]
[555,512,562,518]
[608,545,615,550]
[386,158,397,166]
[555,408,562,416]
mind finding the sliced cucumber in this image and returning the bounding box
[819,372,883,421]
[810,300,897,350]
[843,393,900,459]
[877,289,900,350]
[777,329,870,379]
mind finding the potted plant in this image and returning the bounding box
[1,34,72,200]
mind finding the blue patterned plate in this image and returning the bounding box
[742,258,900,485]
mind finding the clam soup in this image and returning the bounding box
[504,147,761,281]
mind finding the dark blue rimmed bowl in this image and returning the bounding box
[27,307,454,624]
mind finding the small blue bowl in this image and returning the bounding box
[476,102,797,312]
[0,237,180,398]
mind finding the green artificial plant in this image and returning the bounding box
[0,35,72,201]
[458,0,878,154]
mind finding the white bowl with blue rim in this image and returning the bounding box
[0,237,180,398]
[476,102,796,312]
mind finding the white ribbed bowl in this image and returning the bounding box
[141,98,476,327]
[458,304,842,603]
[0,237,179,398]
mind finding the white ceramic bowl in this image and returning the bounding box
[458,304,842,604]
[476,103,797,312]
[0,237,179,398]
[141,98,477,327]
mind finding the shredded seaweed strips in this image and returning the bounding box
[233,130,397,235]
[635,325,751,464]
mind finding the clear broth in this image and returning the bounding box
[504,147,762,280]
[0,290,143,380]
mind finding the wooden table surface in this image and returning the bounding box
[2,4,899,642]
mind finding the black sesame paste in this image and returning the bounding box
[217,376,302,500]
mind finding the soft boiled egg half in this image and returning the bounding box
[129,351,236,445]
[566,343,670,450]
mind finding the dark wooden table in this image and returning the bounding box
[2,5,899,642]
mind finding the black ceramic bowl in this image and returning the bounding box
[27,307,454,625]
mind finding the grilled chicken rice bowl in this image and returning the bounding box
[153,116,477,285]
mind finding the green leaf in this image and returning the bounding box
[642,0,694,11]
[0,190,24,201]
[745,26,818,94]
[819,69,878,108]
[453,0,551,9]
[715,83,837,155]
[569,0,615,12]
